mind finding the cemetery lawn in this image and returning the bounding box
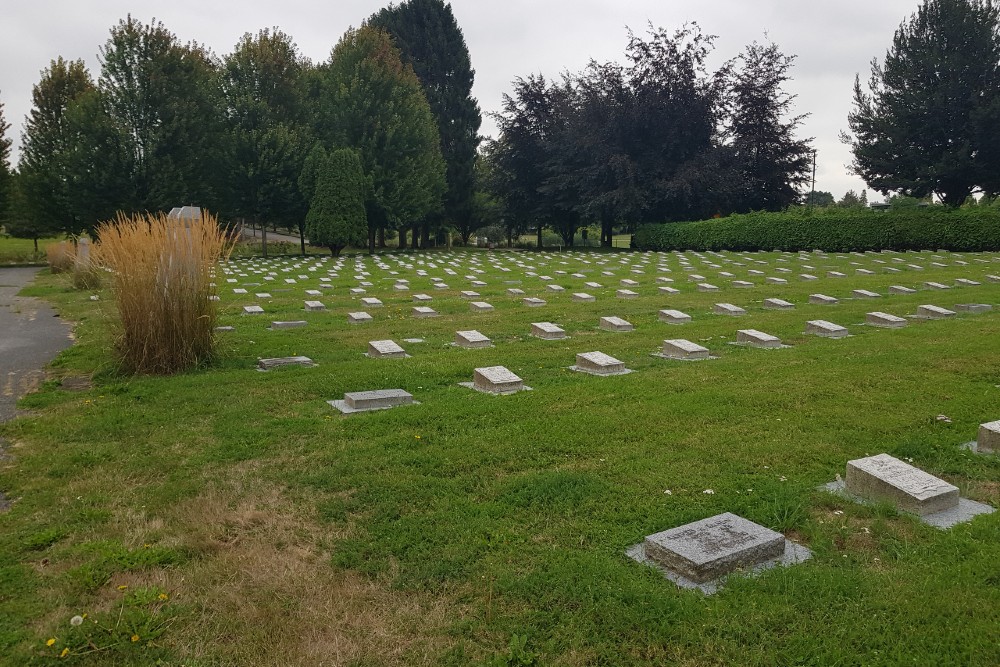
[0,236,55,265]
[1,248,999,666]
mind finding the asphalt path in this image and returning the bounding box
[0,267,73,424]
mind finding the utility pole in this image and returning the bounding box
[810,149,817,204]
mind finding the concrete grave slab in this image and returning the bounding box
[329,389,418,414]
[523,298,546,307]
[713,303,746,316]
[659,309,691,324]
[915,305,956,319]
[571,351,631,376]
[763,298,794,310]
[243,305,264,315]
[626,512,811,594]
[866,312,907,328]
[616,289,639,299]
[656,338,712,360]
[531,322,566,339]
[805,320,848,338]
[955,303,992,313]
[735,329,783,349]
[976,420,1000,453]
[460,366,530,394]
[852,290,880,299]
[360,297,383,307]
[269,321,307,330]
[846,454,958,515]
[367,340,408,359]
[412,306,438,318]
[888,285,916,295]
[304,300,326,311]
[572,292,596,302]
[470,301,494,312]
[455,330,492,348]
[809,294,838,305]
[599,316,633,332]
[347,312,373,324]
[257,356,316,370]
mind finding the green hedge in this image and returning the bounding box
[632,207,1000,252]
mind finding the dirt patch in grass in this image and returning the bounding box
[111,476,466,665]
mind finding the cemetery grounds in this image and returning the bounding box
[1,246,998,665]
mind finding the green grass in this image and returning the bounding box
[1,248,998,665]
[0,236,58,265]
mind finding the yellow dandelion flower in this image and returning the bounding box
[46,638,56,647]
[158,593,168,600]
[117,585,128,591]
[60,648,70,657]
[131,634,139,643]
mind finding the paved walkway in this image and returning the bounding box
[0,267,73,424]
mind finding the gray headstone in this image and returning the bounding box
[977,420,999,453]
[599,316,633,332]
[660,339,710,360]
[658,309,691,324]
[573,351,629,376]
[866,312,907,328]
[642,513,786,583]
[713,303,746,316]
[472,366,525,394]
[367,340,407,359]
[531,322,566,339]
[805,320,848,338]
[455,330,491,348]
[736,329,782,348]
[258,356,315,370]
[846,454,959,515]
[809,294,838,305]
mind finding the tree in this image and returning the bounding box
[804,190,835,207]
[304,148,367,256]
[17,58,98,236]
[315,26,446,253]
[837,189,869,208]
[222,29,311,252]
[0,92,11,226]
[99,16,227,212]
[728,40,812,211]
[844,0,1000,205]
[368,0,481,247]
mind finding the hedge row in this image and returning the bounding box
[632,207,1000,252]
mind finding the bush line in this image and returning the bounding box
[632,207,1000,252]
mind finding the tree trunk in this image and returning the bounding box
[368,227,376,255]
[399,227,407,248]
[33,238,39,254]
[378,226,386,248]
[536,224,543,249]
[299,223,306,256]
[421,220,430,248]
[260,217,268,258]
[410,224,419,249]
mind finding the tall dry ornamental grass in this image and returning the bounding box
[97,211,235,374]
[45,241,76,273]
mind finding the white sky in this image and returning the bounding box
[0,0,924,200]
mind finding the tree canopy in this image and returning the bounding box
[303,146,368,256]
[844,0,1000,206]
[315,25,446,253]
[369,0,482,246]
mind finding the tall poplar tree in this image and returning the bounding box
[845,0,1000,205]
[316,26,446,253]
[304,147,368,256]
[0,93,11,225]
[369,0,481,246]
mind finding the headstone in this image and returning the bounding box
[546,284,566,292]
[270,320,307,330]
[347,312,373,324]
[828,271,846,278]
[916,304,956,319]
[573,351,629,376]
[800,274,818,281]
[304,300,326,311]
[305,289,322,296]
[977,420,1000,453]
[257,356,315,370]
[955,278,980,286]
[470,301,494,312]
[413,294,432,303]
[852,289,880,299]
[641,513,786,584]
[765,277,788,285]
[616,289,639,299]
[923,281,950,290]
[713,303,746,316]
[697,283,720,292]
[507,288,525,296]
[659,309,691,324]
[243,305,264,315]
[809,294,838,305]
[866,312,907,328]
[367,340,407,359]
[599,316,633,332]
[471,366,525,394]
[360,297,383,308]
[888,285,916,295]
[572,292,596,302]
[845,454,958,515]
[736,329,782,349]
[233,288,248,294]
[805,320,848,338]
[330,389,415,413]
[955,303,992,313]
[659,286,680,294]
[660,339,710,360]
[523,297,546,307]
[531,322,566,340]
[455,330,491,348]
[460,290,480,299]
[732,280,755,288]
[763,298,794,310]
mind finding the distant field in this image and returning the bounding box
[1,247,998,665]
[0,236,57,265]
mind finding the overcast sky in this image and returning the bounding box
[1,0,924,200]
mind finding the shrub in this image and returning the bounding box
[95,211,235,374]
[632,207,1000,252]
[46,241,76,273]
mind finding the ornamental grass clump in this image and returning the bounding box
[96,211,235,374]
[45,241,75,273]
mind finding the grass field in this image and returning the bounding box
[0,236,57,265]
[1,247,998,665]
